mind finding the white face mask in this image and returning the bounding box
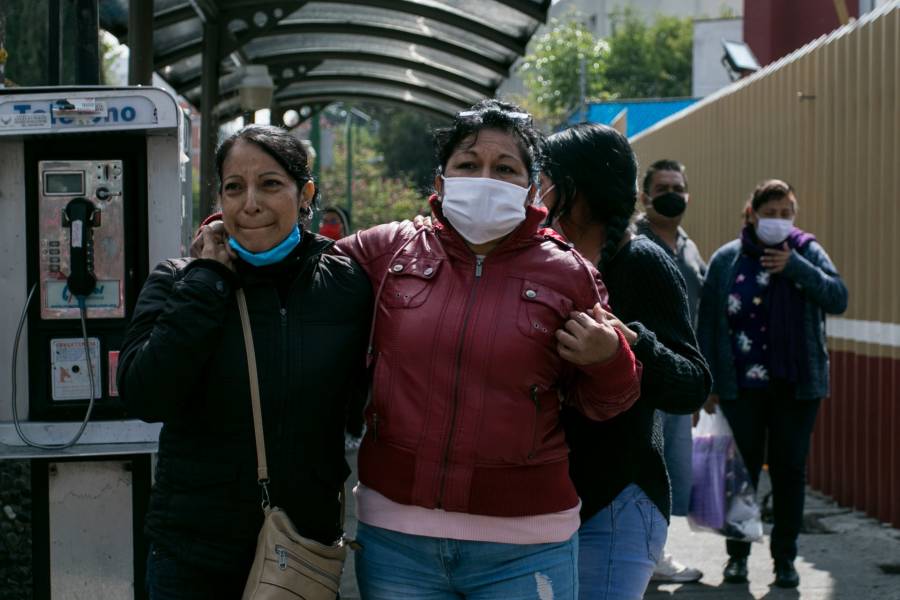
[755,216,794,245]
[440,176,530,245]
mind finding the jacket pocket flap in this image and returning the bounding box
[386,255,443,280]
[520,279,574,317]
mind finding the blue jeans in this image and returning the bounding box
[146,544,247,600]
[354,522,578,599]
[578,484,668,600]
[660,411,693,516]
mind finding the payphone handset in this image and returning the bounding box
[38,160,125,320]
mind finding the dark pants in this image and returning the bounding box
[719,383,820,562]
[146,544,248,600]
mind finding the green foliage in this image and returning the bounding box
[319,114,426,231]
[518,9,693,122]
[1,0,48,86]
[518,18,610,123]
[604,8,693,99]
[371,107,447,193]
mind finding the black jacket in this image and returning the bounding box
[117,234,372,571]
[563,237,712,521]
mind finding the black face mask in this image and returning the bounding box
[651,192,687,218]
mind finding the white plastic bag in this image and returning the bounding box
[688,408,763,542]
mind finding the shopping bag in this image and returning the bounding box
[688,408,763,542]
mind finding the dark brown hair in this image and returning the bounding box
[743,178,797,221]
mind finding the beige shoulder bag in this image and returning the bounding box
[236,289,347,600]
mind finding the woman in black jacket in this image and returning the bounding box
[542,123,712,600]
[117,126,372,599]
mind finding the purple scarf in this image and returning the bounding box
[740,225,816,385]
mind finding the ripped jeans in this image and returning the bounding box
[355,522,578,599]
[577,484,668,600]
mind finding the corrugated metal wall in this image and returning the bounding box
[630,3,899,526]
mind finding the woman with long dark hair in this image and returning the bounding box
[542,123,711,600]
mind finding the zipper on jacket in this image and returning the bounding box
[528,384,541,459]
[277,307,288,439]
[437,256,485,508]
[371,412,379,441]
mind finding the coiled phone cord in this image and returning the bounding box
[10,283,97,449]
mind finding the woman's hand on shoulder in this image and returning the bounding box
[555,303,623,365]
[412,214,433,231]
[191,221,237,271]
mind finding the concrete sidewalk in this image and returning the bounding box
[646,491,900,600]
[339,449,900,599]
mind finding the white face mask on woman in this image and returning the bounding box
[755,216,794,245]
[440,176,530,245]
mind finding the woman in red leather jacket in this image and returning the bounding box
[336,100,641,599]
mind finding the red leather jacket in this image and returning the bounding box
[336,202,641,517]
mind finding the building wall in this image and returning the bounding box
[692,17,744,96]
[549,0,743,38]
[744,0,860,66]
[630,5,900,526]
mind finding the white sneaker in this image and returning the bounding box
[652,553,703,583]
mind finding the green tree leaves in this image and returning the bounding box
[518,9,693,123]
[518,19,610,122]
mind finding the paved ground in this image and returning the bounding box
[339,449,900,599]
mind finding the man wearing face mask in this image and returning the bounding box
[636,160,707,584]
[697,179,847,588]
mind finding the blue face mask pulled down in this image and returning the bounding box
[228,224,302,267]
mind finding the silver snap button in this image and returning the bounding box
[525,289,537,299]
[423,267,434,276]
[392,264,403,272]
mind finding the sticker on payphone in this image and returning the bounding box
[50,338,102,401]
[108,350,119,397]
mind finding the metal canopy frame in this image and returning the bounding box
[101,0,549,215]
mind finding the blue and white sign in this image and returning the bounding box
[0,88,179,136]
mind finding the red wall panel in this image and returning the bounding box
[744,0,860,66]
[810,350,900,527]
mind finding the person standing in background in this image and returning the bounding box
[697,179,848,588]
[636,160,706,584]
[318,205,351,240]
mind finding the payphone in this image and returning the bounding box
[0,87,192,598]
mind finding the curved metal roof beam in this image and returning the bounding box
[275,74,473,109]
[302,0,528,54]
[219,91,457,123]
[176,49,496,100]
[491,0,551,22]
[157,22,511,77]
[264,51,496,98]
[255,21,511,75]
[147,1,530,55]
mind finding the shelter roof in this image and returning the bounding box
[100,0,550,120]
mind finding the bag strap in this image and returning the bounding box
[236,289,271,508]
[236,288,347,527]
